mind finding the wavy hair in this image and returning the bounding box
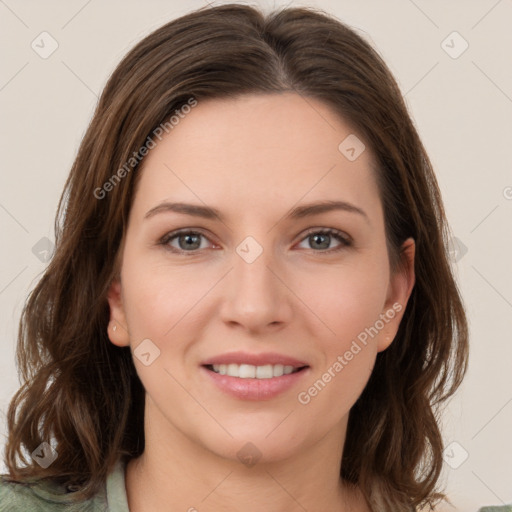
[1,4,468,510]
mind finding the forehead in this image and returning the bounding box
[132,93,381,223]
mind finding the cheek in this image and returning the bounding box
[292,258,388,408]
[120,250,215,340]
[296,347,375,419]
[119,254,214,397]
[294,256,389,341]
[294,273,384,415]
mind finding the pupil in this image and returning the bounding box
[312,233,329,249]
[180,234,200,250]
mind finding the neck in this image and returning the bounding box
[125,399,367,512]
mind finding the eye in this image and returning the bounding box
[158,227,352,254]
[159,230,214,253]
[296,228,351,252]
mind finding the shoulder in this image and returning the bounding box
[477,507,512,512]
[0,475,106,512]
[0,458,128,512]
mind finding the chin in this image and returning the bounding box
[190,420,316,467]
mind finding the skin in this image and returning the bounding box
[107,92,415,512]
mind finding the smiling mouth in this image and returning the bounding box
[204,363,308,379]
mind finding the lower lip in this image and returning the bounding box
[201,366,310,401]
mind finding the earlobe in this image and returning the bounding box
[378,333,393,352]
[106,278,130,347]
[378,238,416,352]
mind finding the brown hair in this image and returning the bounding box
[1,3,468,510]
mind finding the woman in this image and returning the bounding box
[0,3,491,511]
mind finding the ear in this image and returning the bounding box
[106,278,130,347]
[377,237,416,352]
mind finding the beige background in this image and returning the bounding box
[1,1,511,510]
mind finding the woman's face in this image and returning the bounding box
[108,93,414,464]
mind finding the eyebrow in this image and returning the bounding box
[144,200,369,223]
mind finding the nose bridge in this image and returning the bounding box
[233,235,279,301]
[219,234,290,329]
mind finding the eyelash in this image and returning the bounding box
[158,228,352,255]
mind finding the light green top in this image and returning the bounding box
[0,458,129,511]
[0,459,510,511]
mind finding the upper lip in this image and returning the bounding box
[202,351,309,367]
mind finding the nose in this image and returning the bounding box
[218,241,293,334]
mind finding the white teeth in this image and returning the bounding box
[255,364,273,379]
[227,363,239,377]
[210,363,301,379]
[239,364,256,378]
[273,364,284,377]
